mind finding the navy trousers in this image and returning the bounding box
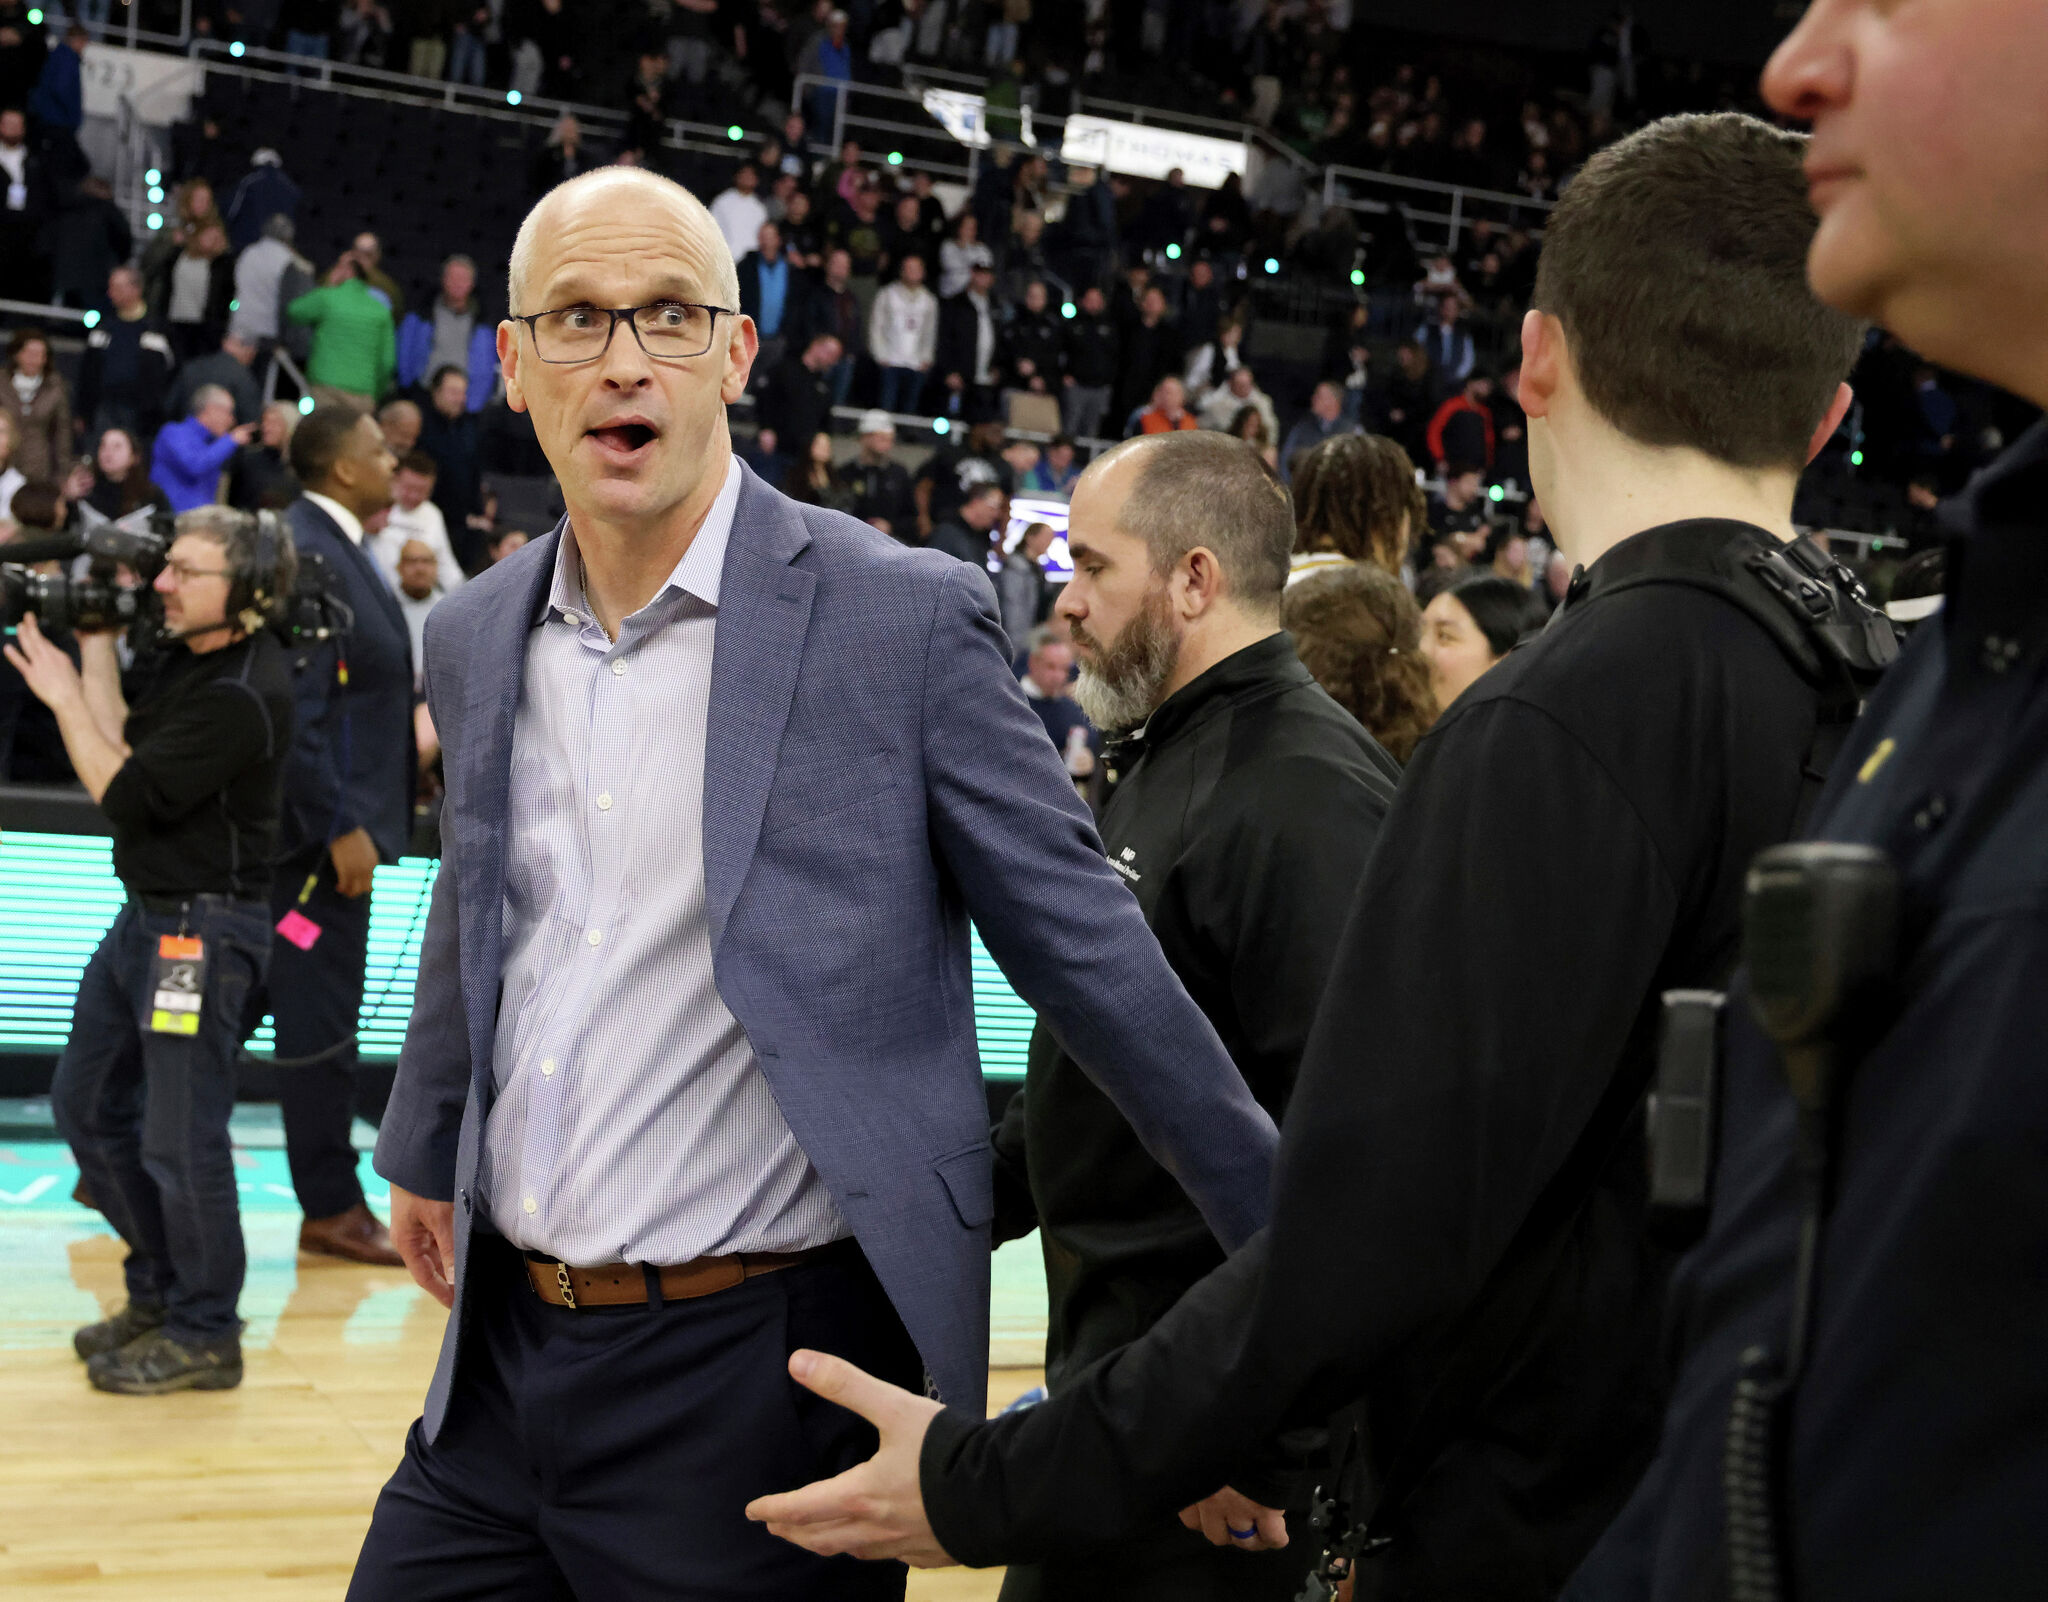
[349,1232,925,1600]
[52,895,273,1341]
[263,845,371,1219]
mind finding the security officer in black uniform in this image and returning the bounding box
[268,406,414,1266]
[1568,7,2048,1598]
[8,507,296,1395]
[742,113,1890,1599]
[989,429,1400,1601]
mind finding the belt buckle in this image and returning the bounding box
[555,1261,578,1310]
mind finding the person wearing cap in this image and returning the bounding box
[224,149,301,253]
[847,409,917,540]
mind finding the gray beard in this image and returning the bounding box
[1071,590,1180,733]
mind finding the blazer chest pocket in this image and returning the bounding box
[759,748,897,838]
[933,1143,994,1229]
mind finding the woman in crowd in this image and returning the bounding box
[938,212,994,299]
[84,428,171,521]
[0,412,23,526]
[1282,562,1438,763]
[1288,431,1427,584]
[140,178,225,295]
[155,219,236,365]
[1227,404,1279,470]
[1417,571,1533,715]
[783,431,855,515]
[2,329,73,485]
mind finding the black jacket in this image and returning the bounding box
[994,633,1398,1387]
[924,520,1838,1599]
[1063,313,1118,389]
[755,352,836,452]
[278,497,417,864]
[935,290,996,389]
[846,455,917,538]
[999,307,1064,391]
[76,314,177,435]
[1574,427,2048,1602]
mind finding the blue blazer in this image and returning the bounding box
[278,497,417,864]
[375,460,1278,1438]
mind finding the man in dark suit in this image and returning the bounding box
[269,407,415,1266]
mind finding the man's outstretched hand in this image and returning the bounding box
[745,1350,957,1567]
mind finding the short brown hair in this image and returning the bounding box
[1291,434,1427,575]
[1282,564,1438,763]
[1532,112,1865,472]
[1091,431,1295,615]
[398,450,439,479]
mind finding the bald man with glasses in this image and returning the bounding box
[347,167,1279,1600]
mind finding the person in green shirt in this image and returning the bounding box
[286,256,397,412]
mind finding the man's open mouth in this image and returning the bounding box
[587,422,659,455]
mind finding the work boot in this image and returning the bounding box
[73,1300,165,1361]
[86,1329,243,1395]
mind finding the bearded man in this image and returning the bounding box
[983,429,1402,1601]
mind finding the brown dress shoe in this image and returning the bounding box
[298,1202,406,1267]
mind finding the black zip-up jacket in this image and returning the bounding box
[929,522,1838,1599]
[1062,314,1118,389]
[992,633,1400,1387]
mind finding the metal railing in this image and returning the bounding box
[184,38,746,162]
[1322,163,1555,253]
[0,297,90,324]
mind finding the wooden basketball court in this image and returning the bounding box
[0,1144,1045,1600]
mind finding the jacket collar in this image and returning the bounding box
[1116,631,1307,756]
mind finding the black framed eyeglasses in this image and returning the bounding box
[510,301,736,364]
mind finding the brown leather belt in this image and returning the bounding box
[524,1245,829,1310]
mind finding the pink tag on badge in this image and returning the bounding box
[276,909,323,951]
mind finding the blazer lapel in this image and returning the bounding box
[454,526,558,1086]
[703,464,816,947]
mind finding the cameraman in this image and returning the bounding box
[6,507,295,1395]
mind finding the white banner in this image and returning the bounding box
[1057,114,1246,189]
[81,45,203,124]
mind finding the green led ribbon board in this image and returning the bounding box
[0,831,1033,1074]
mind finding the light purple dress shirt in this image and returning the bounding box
[480,456,850,1265]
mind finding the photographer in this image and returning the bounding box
[6,507,295,1395]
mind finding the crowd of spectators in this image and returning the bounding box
[1,0,2036,794]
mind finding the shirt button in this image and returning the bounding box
[587,928,604,947]
[596,791,613,811]
[611,659,628,676]
[523,1196,537,1214]
[562,610,581,625]
[541,1056,556,1077]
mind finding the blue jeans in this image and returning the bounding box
[878,366,924,415]
[286,28,330,58]
[827,353,856,408]
[52,896,272,1342]
[448,29,487,85]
